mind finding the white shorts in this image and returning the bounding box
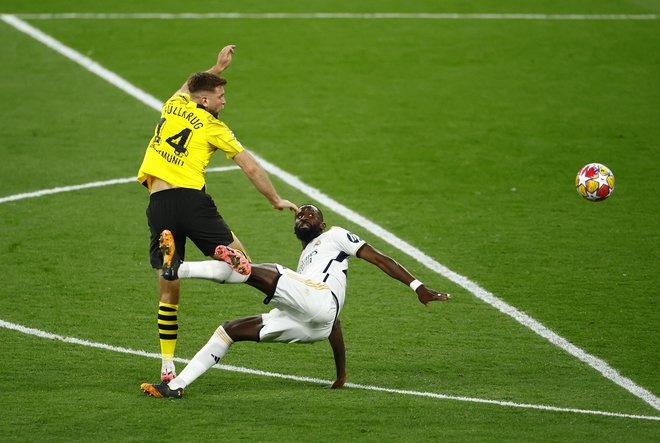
[259,265,338,343]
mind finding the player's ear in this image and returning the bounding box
[320,221,327,230]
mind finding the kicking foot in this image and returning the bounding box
[140,382,183,398]
[159,229,179,281]
[214,245,251,276]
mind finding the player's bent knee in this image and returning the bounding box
[221,319,237,331]
[222,316,263,342]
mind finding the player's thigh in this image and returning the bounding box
[269,266,336,322]
[259,309,331,343]
[183,192,234,256]
[146,190,188,267]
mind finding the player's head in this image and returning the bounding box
[187,72,228,117]
[294,204,326,243]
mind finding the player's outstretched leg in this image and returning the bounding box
[140,324,240,398]
[214,245,251,276]
[159,229,180,281]
[141,382,183,398]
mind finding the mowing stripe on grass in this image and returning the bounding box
[13,12,660,21]
[0,166,239,204]
[1,318,659,421]
[2,14,659,413]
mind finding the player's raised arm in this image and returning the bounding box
[177,45,236,95]
[232,150,299,212]
[356,244,450,306]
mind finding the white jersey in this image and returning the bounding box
[295,226,366,310]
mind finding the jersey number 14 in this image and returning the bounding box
[154,117,192,156]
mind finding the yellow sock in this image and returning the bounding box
[158,302,178,360]
[234,248,251,262]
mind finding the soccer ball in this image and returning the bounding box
[576,163,615,201]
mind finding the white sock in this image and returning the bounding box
[161,359,176,378]
[178,260,248,283]
[168,326,233,390]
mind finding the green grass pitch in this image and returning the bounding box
[1,0,659,441]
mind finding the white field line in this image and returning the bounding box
[13,12,660,21]
[0,166,239,204]
[2,14,659,413]
[1,319,658,422]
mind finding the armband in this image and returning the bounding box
[409,279,423,292]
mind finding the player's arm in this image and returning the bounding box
[327,319,347,389]
[232,150,298,212]
[177,45,236,94]
[357,244,450,306]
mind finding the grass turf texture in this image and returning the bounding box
[1,0,659,441]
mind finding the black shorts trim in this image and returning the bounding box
[262,269,283,305]
[331,292,340,325]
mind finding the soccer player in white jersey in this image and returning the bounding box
[141,204,451,398]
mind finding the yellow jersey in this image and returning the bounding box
[137,92,244,191]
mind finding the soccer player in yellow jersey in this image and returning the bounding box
[137,45,298,382]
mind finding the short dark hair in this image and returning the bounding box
[299,204,324,220]
[187,72,227,94]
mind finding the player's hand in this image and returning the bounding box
[416,286,451,306]
[327,374,346,389]
[216,45,236,72]
[273,199,299,213]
